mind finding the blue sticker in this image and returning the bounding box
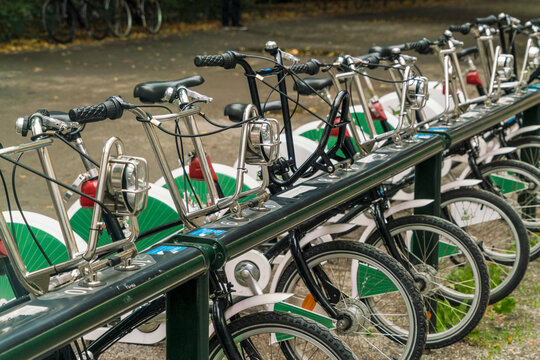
[190,228,227,237]
[413,134,434,139]
[427,127,449,132]
[525,87,539,92]
[146,245,186,255]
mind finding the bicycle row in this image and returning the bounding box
[42,0,162,44]
[0,11,539,360]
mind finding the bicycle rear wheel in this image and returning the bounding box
[83,0,108,40]
[105,0,132,37]
[42,0,76,44]
[208,311,356,359]
[141,0,162,34]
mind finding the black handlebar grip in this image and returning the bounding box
[289,59,321,75]
[405,38,433,54]
[69,97,123,123]
[356,53,380,69]
[193,51,237,69]
[476,15,498,25]
[449,23,472,35]
[530,18,540,26]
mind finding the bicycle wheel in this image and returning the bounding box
[42,0,76,44]
[82,0,108,40]
[477,159,540,260]
[364,215,489,349]
[275,241,426,360]
[208,311,356,359]
[440,188,529,304]
[505,135,540,168]
[141,0,162,34]
[105,0,132,37]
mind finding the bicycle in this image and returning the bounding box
[105,0,162,38]
[42,0,108,43]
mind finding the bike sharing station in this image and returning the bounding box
[0,13,539,360]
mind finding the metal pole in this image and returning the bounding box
[413,152,442,331]
[166,272,209,360]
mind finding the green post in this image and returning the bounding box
[413,152,442,331]
[166,272,209,360]
[522,104,540,134]
[519,105,540,219]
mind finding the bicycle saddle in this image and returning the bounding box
[224,100,282,122]
[456,46,479,60]
[133,75,205,103]
[294,78,333,96]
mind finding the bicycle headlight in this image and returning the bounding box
[496,54,514,81]
[245,118,280,166]
[527,46,539,68]
[107,155,149,216]
[406,76,429,109]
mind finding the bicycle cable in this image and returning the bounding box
[11,152,53,266]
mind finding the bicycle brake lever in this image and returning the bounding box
[280,49,300,64]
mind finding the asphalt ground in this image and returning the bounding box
[0,0,539,213]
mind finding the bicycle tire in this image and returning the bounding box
[476,159,540,260]
[440,188,529,304]
[505,135,540,168]
[83,0,108,40]
[208,311,356,359]
[141,0,162,34]
[42,0,76,44]
[275,241,426,360]
[364,215,489,349]
[105,0,132,37]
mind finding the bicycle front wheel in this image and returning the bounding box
[42,0,76,44]
[141,0,162,34]
[440,188,529,304]
[208,311,356,359]
[275,241,427,360]
[105,0,132,37]
[365,215,490,349]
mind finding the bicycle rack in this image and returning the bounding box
[0,87,538,360]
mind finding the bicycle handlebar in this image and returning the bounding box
[530,18,540,27]
[69,96,124,123]
[449,23,473,35]
[288,59,322,75]
[476,15,498,26]
[193,51,238,69]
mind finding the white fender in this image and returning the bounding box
[440,179,483,192]
[209,293,294,337]
[357,199,433,243]
[506,125,540,140]
[268,224,354,292]
[458,147,517,180]
[84,315,166,345]
[476,147,516,164]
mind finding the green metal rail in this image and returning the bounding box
[0,88,538,360]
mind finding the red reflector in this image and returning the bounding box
[189,155,219,182]
[330,117,351,138]
[466,70,483,85]
[80,179,98,208]
[0,239,7,257]
[370,101,388,121]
